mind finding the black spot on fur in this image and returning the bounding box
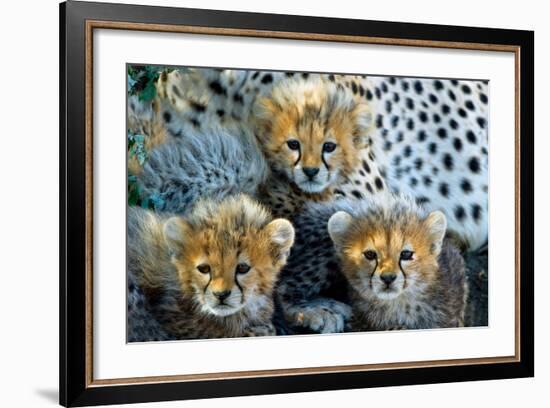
[455,205,466,221]
[414,157,423,170]
[374,177,384,190]
[209,80,226,95]
[163,111,171,123]
[466,130,477,144]
[416,196,430,205]
[433,113,441,123]
[252,71,260,80]
[414,81,423,94]
[461,178,472,193]
[441,104,450,115]
[433,80,444,90]
[365,182,373,193]
[458,108,467,118]
[410,177,418,187]
[352,190,363,199]
[479,93,488,104]
[429,93,438,104]
[351,81,358,94]
[402,80,410,92]
[375,87,381,99]
[437,128,447,139]
[419,111,428,122]
[448,89,456,101]
[233,93,244,104]
[393,92,400,102]
[477,117,487,128]
[449,119,459,130]
[465,100,475,111]
[417,130,427,142]
[376,114,383,128]
[428,143,437,154]
[190,101,206,113]
[442,153,454,170]
[366,89,373,100]
[261,74,273,84]
[216,109,225,117]
[403,145,412,157]
[302,73,309,79]
[461,84,472,94]
[468,157,481,173]
[406,118,415,130]
[423,175,432,186]
[391,116,399,128]
[453,137,463,151]
[406,98,414,110]
[439,183,449,197]
[381,82,388,93]
[171,85,181,97]
[471,204,482,222]
[362,160,371,173]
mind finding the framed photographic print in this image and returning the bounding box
[60,0,534,406]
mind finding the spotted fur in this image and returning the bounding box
[127,195,295,340]
[152,68,488,250]
[327,195,467,330]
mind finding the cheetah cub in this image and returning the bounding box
[252,76,381,219]
[128,194,295,340]
[328,195,467,331]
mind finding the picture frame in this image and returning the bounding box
[60,0,534,406]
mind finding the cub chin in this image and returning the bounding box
[127,194,295,340]
[328,195,467,331]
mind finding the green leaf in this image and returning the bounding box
[139,80,156,102]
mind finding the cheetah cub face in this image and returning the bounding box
[328,197,447,301]
[254,77,373,194]
[164,195,295,317]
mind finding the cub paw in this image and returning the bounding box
[243,323,277,337]
[287,298,352,334]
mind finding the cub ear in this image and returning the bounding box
[352,103,373,148]
[265,218,295,259]
[424,211,447,255]
[163,217,191,255]
[328,211,353,247]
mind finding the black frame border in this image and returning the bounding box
[60,1,534,406]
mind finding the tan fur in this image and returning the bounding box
[128,195,295,339]
[328,196,467,330]
[253,77,373,195]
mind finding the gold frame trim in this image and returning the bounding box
[84,20,521,388]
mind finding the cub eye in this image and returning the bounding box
[364,250,377,261]
[286,139,300,150]
[400,250,414,261]
[323,142,337,153]
[197,264,211,274]
[236,263,251,274]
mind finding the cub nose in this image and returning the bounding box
[302,167,320,179]
[380,273,397,285]
[213,290,231,302]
